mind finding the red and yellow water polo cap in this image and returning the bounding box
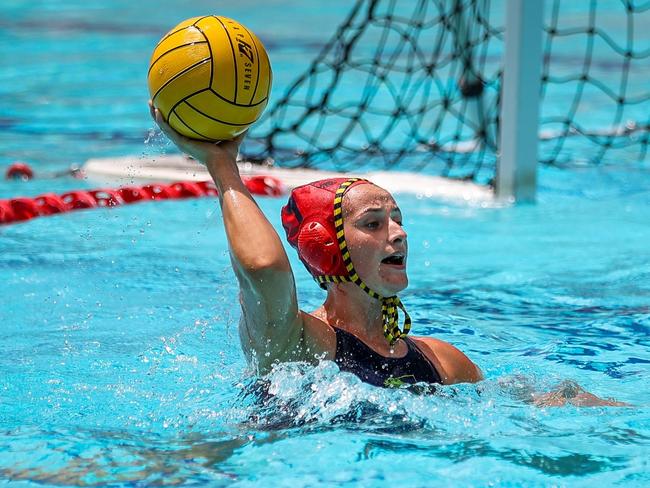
[281,178,411,345]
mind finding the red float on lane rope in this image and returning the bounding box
[0,176,285,225]
[5,162,34,181]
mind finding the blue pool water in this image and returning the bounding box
[1,1,649,486]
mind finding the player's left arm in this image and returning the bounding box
[414,337,484,384]
[531,380,630,407]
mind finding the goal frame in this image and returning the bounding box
[496,0,544,203]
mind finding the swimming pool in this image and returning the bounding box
[1,1,649,486]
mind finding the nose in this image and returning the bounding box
[388,218,407,243]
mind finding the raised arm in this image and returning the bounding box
[150,103,305,371]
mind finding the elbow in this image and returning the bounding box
[241,255,292,274]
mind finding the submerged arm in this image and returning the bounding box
[531,380,629,407]
[151,104,304,371]
[498,376,630,407]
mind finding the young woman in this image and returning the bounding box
[150,103,627,405]
[150,102,481,388]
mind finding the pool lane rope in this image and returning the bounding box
[0,176,284,225]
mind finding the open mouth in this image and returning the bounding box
[381,254,405,266]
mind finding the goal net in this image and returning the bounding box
[243,0,649,185]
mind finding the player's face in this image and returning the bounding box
[343,184,408,296]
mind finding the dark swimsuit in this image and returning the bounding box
[333,327,443,387]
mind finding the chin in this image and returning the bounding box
[360,265,409,296]
[379,275,408,296]
[392,280,409,294]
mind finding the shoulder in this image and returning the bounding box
[412,336,483,384]
[299,310,337,362]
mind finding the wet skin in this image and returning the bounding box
[342,184,409,297]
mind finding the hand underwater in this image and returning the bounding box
[532,380,630,407]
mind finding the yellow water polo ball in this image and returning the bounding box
[148,16,272,141]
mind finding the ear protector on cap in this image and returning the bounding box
[281,177,364,280]
[296,221,341,277]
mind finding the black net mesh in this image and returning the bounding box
[244,0,649,184]
[539,0,649,167]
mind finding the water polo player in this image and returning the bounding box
[150,102,482,388]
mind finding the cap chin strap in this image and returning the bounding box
[316,178,411,346]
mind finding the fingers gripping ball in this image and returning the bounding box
[148,16,272,141]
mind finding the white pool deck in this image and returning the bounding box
[82,155,495,205]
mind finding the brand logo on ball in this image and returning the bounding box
[237,38,255,64]
[236,36,255,91]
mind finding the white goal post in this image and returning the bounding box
[496,0,544,203]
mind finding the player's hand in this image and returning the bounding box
[149,100,246,165]
[532,380,630,407]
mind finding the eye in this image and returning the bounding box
[365,221,380,229]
